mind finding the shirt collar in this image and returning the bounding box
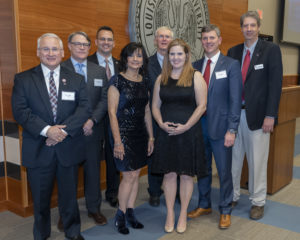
[41,63,60,77]
[156,52,164,67]
[96,52,112,64]
[70,57,87,67]
[243,39,258,55]
[204,50,220,64]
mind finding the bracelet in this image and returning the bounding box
[149,137,155,142]
[114,142,122,147]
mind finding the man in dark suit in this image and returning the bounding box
[59,31,107,228]
[11,33,89,240]
[87,26,120,207]
[227,11,282,220]
[147,26,173,207]
[188,25,242,229]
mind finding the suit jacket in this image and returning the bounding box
[61,59,108,141]
[193,53,242,140]
[227,39,283,130]
[87,52,120,76]
[147,52,162,93]
[11,65,89,168]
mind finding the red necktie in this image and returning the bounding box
[203,59,211,87]
[242,50,250,84]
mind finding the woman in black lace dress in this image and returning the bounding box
[108,42,154,235]
[152,39,207,233]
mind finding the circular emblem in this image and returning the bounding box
[128,0,210,61]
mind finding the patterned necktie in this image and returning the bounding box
[203,59,211,87]
[76,63,86,81]
[105,58,111,80]
[49,71,58,122]
[241,50,251,100]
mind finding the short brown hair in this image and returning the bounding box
[240,11,261,27]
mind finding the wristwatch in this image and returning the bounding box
[228,129,237,134]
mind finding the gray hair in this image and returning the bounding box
[37,33,63,49]
[201,24,221,37]
[155,26,174,38]
[68,31,91,44]
[240,11,261,27]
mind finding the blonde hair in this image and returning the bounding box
[161,39,194,87]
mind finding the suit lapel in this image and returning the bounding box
[56,67,69,120]
[246,39,263,82]
[32,65,54,119]
[209,54,225,92]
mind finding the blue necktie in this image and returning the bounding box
[76,63,86,81]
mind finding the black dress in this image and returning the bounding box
[109,74,149,171]
[152,76,207,177]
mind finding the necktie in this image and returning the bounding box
[203,59,211,87]
[242,50,250,84]
[49,71,58,122]
[241,50,250,100]
[76,63,86,81]
[105,58,111,80]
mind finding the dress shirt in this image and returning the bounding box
[201,50,221,85]
[156,52,164,68]
[241,39,258,68]
[96,52,115,77]
[71,57,87,81]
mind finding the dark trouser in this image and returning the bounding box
[147,154,164,197]
[28,159,80,240]
[196,116,233,214]
[104,116,120,200]
[83,139,103,213]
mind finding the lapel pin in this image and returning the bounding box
[62,79,67,85]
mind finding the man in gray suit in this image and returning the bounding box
[59,31,108,229]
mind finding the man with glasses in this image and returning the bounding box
[88,26,120,208]
[12,33,89,240]
[147,26,173,207]
[59,31,108,229]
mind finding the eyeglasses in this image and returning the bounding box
[70,42,91,47]
[97,37,113,42]
[39,47,61,54]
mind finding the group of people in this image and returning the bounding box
[11,10,282,240]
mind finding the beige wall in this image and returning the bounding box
[248,0,299,75]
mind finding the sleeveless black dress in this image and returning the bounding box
[109,74,149,171]
[152,76,207,177]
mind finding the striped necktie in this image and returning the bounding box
[48,71,58,122]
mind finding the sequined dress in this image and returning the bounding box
[109,74,149,171]
[152,76,207,177]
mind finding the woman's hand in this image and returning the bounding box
[160,121,177,134]
[168,123,189,136]
[147,138,154,156]
[114,143,125,160]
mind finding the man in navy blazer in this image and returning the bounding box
[59,31,108,228]
[11,33,89,240]
[227,11,282,220]
[188,25,242,229]
[147,26,173,207]
[88,26,120,208]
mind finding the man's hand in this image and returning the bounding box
[83,119,94,136]
[262,117,275,133]
[45,138,58,146]
[224,131,236,147]
[46,125,67,142]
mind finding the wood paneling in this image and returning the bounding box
[283,75,299,87]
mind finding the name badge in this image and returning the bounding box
[94,79,103,87]
[254,64,264,70]
[215,70,227,79]
[62,91,75,101]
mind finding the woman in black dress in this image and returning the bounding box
[152,39,207,233]
[108,42,154,235]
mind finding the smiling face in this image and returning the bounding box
[169,45,187,70]
[37,36,64,70]
[127,48,143,71]
[201,30,222,58]
[68,34,90,62]
[95,30,115,56]
[155,28,173,55]
[241,16,260,44]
